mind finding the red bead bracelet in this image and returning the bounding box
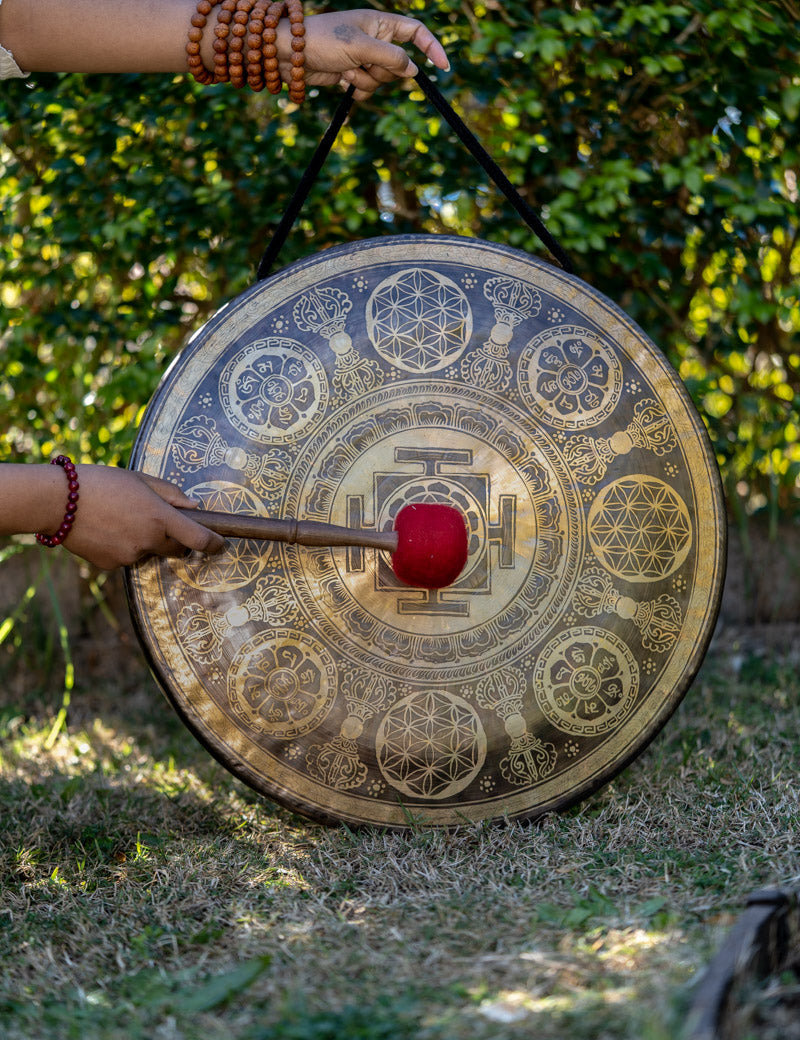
[36,455,79,548]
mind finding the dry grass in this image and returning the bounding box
[1,581,799,1040]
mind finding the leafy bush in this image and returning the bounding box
[2,0,799,518]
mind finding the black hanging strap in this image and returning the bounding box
[256,84,358,281]
[412,68,574,274]
[256,69,574,280]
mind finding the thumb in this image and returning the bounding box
[139,472,200,508]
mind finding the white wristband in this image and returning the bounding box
[0,0,29,79]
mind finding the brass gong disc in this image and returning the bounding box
[126,235,726,828]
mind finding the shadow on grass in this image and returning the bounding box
[2,572,799,1039]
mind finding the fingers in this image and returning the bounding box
[385,16,450,72]
[302,12,449,98]
[137,472,225,555]
[339,64,398,101]
[162,513,224,557]
[326,31,419,84]
[163,510,226,557]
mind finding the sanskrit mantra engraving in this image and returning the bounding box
[518,324,623,429]
[126,235,723,828]
[220,338,328,443]
[533,627,639,737]
[228,630,337,739]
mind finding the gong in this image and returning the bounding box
[125,234,726,828]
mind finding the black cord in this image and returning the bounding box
[412,68,574,275]
[255,71,574,280]
[256,84,357,281]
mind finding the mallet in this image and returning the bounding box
[184,502,469,590]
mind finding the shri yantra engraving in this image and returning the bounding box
[125,234,726,829]
[283,382,583,682]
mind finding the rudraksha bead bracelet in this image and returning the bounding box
[188,0,305,100]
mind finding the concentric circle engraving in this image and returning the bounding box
[284,383,583,682]
[588,476,692,582]
[228,630,337,739]
[366,268,472,372]
[376,690,486,799]
[533,627,639,736]
[518,324,623,429]
[220,337,328,443]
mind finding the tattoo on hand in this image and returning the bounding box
[333,23,357,42]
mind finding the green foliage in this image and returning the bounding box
[2,1,799,516]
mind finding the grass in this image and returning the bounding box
[1,565,799,1039]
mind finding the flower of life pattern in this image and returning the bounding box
[125,233,726,829]
[366,268,472,373]
[375,690,487,799]
[169,480,269,591]
[588,476,692,582]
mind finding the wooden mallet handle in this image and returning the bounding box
[185,508,399,553]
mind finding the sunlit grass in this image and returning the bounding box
[1,577,799,1039]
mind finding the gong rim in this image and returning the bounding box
[126,234,726,829]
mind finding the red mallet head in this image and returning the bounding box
[391,503,469,590]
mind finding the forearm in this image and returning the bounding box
[0,0,210,73]
[0,463,70,536]
[0,3,448,99]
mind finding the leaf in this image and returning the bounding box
[782,85,800,122]
[172,956,272,1014]
[636,896,669,920]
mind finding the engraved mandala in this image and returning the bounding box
[533,627,639,737]
[220,337,328,443]
[169,481,270,591]
[587,476,692,582]
[375,689,487,799]
[228,630,337,740]
[126,233,725,829]
[366,268,472,373]
[518,324,623,429]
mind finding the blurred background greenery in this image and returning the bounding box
[2,0,799,527]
